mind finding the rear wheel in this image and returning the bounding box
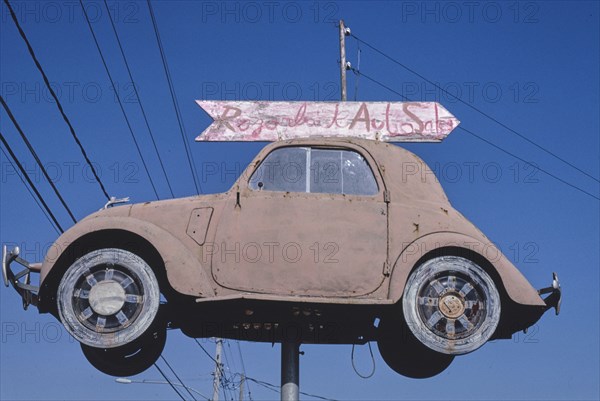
[402,255,501,355]
[57,248,161,349]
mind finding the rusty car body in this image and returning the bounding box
[3,137,561,378]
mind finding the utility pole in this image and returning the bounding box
[238,374,245,401]
[212,338,223,401]
[339,19,351,101]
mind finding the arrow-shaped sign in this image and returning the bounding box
[196,101,459,142]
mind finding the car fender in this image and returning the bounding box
[40,216,214,299]
[387,231,545,307]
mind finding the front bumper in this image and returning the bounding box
[2,245,41,310]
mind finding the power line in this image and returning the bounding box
[350,33,600,184]
[3,0,110,200]
[160,355,198,401]
[220,340,236,401]
[193,339,229,384]
[146,0,202,195]
[0,132,64,233]
[103,0,175,198]
[0,146,61,235]
[193,338,235,400]
[194,338,220,367]
[154,362,188,401]
[224,340,239,376]
[351,67,599,201]
[245,377,338,401]
[1,96,77,223]
[236,342,252,401]
[79,0,159,200]
[459,126,599,200]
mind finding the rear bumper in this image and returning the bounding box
[2,245,41,310]
[538,272,562,315]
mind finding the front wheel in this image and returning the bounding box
[402,255,501,355]
[57,248,161,349]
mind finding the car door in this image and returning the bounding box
[211,143,388,297]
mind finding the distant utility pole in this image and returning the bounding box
[339,19,351,101]
[238,374,245,401]
[212,338,223,401]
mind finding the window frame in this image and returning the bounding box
[245,143,385,200]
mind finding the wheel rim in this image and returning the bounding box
[403,256,500,355]
[58,249,160,349]
[72,266,144,334]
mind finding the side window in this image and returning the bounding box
[249,147,307,192]
[249,147,378,196]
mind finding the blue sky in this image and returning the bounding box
[1,1,598,400]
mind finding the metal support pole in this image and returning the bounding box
[339,19,348,101]
[281,341,299,401]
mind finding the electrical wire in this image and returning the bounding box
[236,341,253,401]
[0,147,62,235]
[350,33,600,184]
[103,0,175,198]
[458,126,599,200]
[350,67,599,201]
[245,377,339,401]
[0,132,64,233]
[146,0,202,195]
[193,338,240,400]
[350,343,376,379]
[353,41,361,101]
[79,0,160,200]
[224,340,239,376]
[3,0,110,200]
[154,362,188,401]
[160,355,198,401]
[1,96,77,223]
[220,341,236,401]
[194,338,223,373]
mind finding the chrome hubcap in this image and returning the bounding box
[417,273,486,340]
[89,280,126,316]
[439,293,465,319]
[72,267,144,333]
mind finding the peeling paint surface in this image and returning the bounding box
[196,101,460,142]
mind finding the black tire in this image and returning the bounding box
[81,310,167,376]
[377,319,454,379]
